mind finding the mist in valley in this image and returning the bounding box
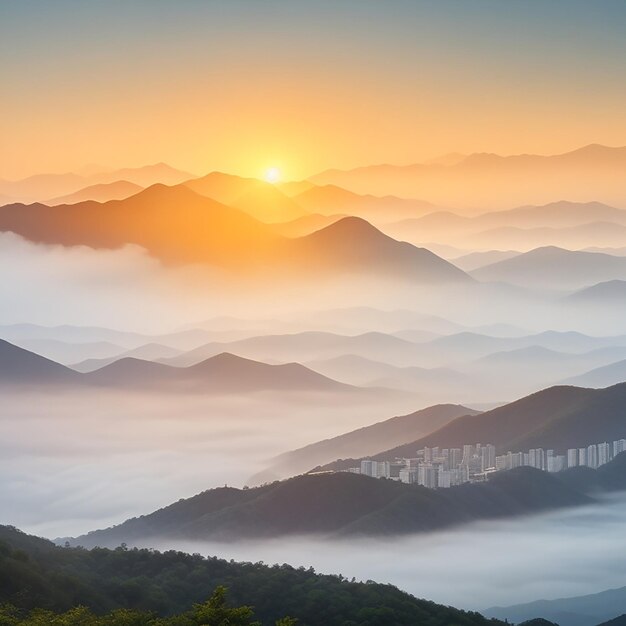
[141,492,626,613]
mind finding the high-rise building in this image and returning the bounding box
[614,439,626,457]
[579,447,588,467]
[598,442,611,467]
[449,448,462,470]
[587,444,598,469]
[567,448,578,468]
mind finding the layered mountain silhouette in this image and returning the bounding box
[184,171,306,223]
[47,180,143,205]
[251,403,479,483]
[0,163,194,203]
[566,280,626,303]
[472,247,626,289]
[162,331,423,368]
[0,184,470,282]
[486,583,626,626]
[293,183,440,224]
[85,352,352,392]
[311,144,626,209]
[563,360,626,389]
[0,340,351,393]
[70,454,626,546]
[320,383,626,471]
[0,338,78,385]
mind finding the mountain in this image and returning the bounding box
[465,221,626,252]
[46,180,143,205]
[268,212,344,237]
[386,202,626,250]
[0,163,194,203]
[566,280,626,303]
[472,247,626,289]
[292,184,440,224]
[286,216,471,282]
[0,184,281,266]
[452,250,521,271]
[184,171,306,222]
[311,144,626,210]
[563,360,626,389]
[0,184,470,282]
[71,457,626,545]
[8,338,124,365]
[486,585,626,626]
[251,403,478,483]
[321,383,626,469]
[163,331,423,368]
[0,339,79,385]
[597,616,626,626]
[71,342,182,373]
[85,352,353,393]
[305,353,467,390]
[0,525,502,626]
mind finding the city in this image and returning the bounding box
[345,438,626,489]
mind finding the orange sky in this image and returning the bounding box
[2,1,626,180]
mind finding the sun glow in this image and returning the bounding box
[264,167,281,184]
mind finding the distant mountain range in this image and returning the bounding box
[70,453,626,546]
[250,403,478,483]
[471,247,626,289]
[311,144,626,209]
[486,585,626,626]
[563,360,626,390]
[0,184,470,282]
[566,280,626,303]
[0,339,352,394]
[47,180,143,205]
[0,163,194,203]
[385,201,626,250]
[319,382,626,471]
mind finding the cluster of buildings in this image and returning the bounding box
[348,438,626,489]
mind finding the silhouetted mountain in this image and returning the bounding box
[85,352,352,393]
[287,216,471,282]
[0,163,193,203]
[251,403,477,482]
[311,144,626,209]
[293,184,440,224]
[486,584,626,626]
[72,457,626,545]
[0,339,79,385]
[72,343,182,373]
[322,383,626,469]
[163,330,422,368]
[305,353,467,389]
[566,280,626,303]
[46,180,143,205]
[453,250,521,271]
[472,247,626,289]
[184,171,306,223]
[0,184,469,282]
[597,615,626,626]
[563,360,626,389]
[269,212,344,237]
[0,184,282,266]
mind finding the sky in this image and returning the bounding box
[2,0,626,180]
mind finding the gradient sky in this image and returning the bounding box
[2,0,626,180]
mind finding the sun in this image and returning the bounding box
[264,167,281,184]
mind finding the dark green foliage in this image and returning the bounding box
[0,525,505,626]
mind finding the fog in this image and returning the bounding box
[142,493,626,612]
[0,386,419,538]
